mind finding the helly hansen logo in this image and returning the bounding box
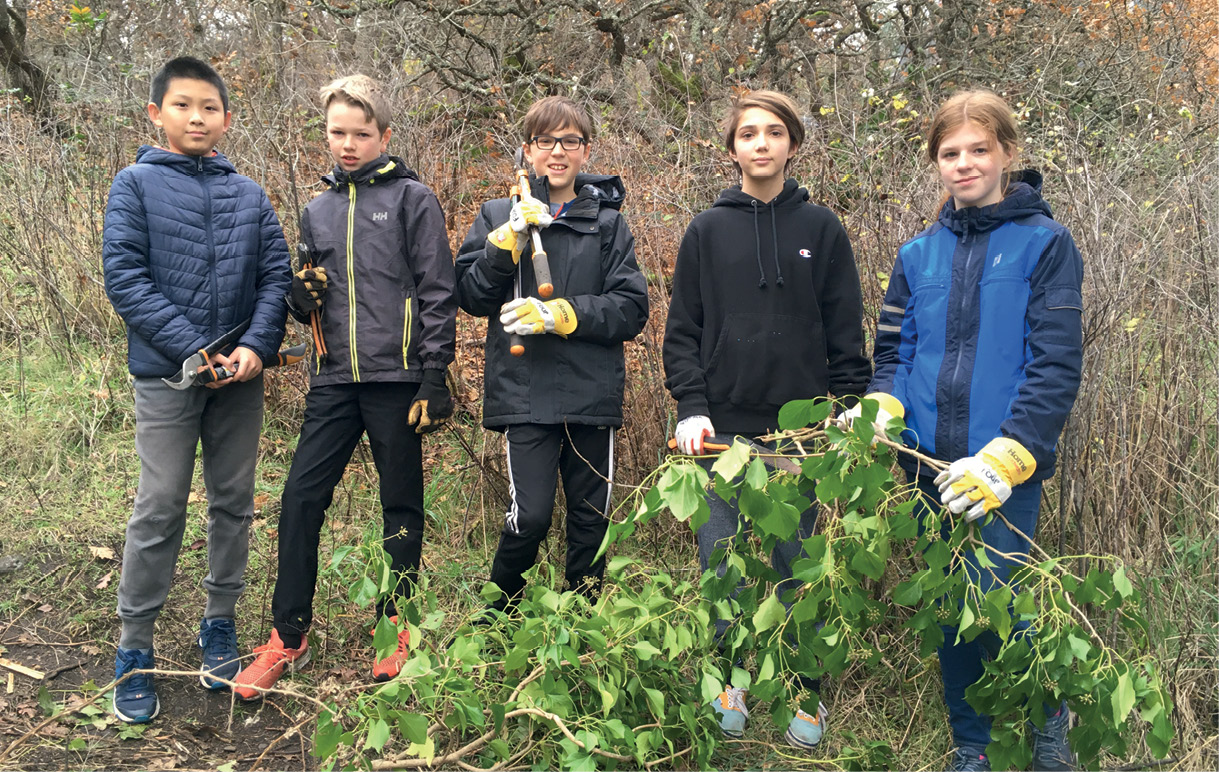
[372,212,388,221]
[993,253,1003,266]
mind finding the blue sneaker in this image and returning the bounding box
[785,701,829,748]
[1031,708,1076,771]
[198,617,240,690]
[950,747,990,771]
[113,647,159,724]
[709,687,749,738]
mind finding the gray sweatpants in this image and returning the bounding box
[116,375,264,650]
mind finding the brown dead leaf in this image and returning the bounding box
[88,546,116,561]
[188,490,206,504]
[37,604,52,613]
[92,388,111,400]
[95,571,112,590]
[81,644,102,656]
[186,538,206,552]
[254,493,270,508]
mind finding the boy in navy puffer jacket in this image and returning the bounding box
[102,56,290,723]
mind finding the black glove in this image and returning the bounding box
[290,267,328,314]
[408,368,453,434]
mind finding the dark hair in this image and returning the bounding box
[522,96,594,143]
[722,90,805,175]
[150,56,229,112]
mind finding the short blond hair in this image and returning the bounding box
[320,74,392,133]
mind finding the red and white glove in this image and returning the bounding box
[674,416,715,456]
[935,438,1037,522]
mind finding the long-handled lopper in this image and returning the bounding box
[666,435,802,475]
[296,243,329,364]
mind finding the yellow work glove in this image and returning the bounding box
[499,297,577,337]
[486,196,553,264]
[935,437,1037,522]
[835,392,904,444]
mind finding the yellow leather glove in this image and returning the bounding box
[407,369,453,434]
[935,438,1037,522]
[290,267,328,313]
[835,392,904,444]
[486,197,552,264]
[499,297,577,337]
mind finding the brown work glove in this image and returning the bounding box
[408,369,453,434]
[290,267,329,313]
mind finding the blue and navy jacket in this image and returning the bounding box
[103,146,291,378]
[870,171,1083,482]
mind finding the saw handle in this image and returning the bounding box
[666,437,732,453]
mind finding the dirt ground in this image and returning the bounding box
[0,550,318,771]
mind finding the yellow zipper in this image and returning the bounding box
[346,182,360,382]
[402,296,413,370]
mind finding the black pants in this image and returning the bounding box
[488,423,614,607]
[272,382,424,647]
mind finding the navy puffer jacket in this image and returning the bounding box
[103,145,291,377]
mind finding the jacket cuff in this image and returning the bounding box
[676,394,710,422]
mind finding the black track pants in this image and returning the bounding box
[272,382,424,646]
[488,423,614,607]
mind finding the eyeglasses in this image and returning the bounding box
[528,135,588,152]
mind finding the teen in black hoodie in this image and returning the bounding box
[662,90,870,749]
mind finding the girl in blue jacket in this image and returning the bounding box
[843,90,1083,771]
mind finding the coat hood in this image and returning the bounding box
[135,144,237,175]
[529,173,626,216]
[323,154,420,187]
[938,169,1053,235]
[710,178,811,288]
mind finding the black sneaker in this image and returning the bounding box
[950,747,991,772]
[113,647,159,723]
[1031,708,1077,771]
[198,617,240,690]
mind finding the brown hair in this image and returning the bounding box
[320,74,392,134]
[927,90,1020,195]
[722,90,805,175]
[522,96,594,143]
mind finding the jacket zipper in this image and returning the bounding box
[346,182,360,382]
[402,296,413,370]
[947,231,977,456]
[199,156,218,338]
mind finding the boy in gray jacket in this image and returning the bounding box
[232,74,457,700]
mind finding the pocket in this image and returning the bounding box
[133,379,192,423]
[1045,286,1083,312]
[705,313,827,407]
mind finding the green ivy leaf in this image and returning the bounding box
[752,593,786,633]
[365,718,390,753]
[1112,671,1136,725]
[710,440,751,481]
[658,464,710,524]
[1113,566,1133,599]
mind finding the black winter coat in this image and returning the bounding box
[455,174,648,429]
[299,155,456,386]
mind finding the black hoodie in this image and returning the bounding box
[663,179,871,436]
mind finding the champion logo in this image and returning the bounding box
[798,248,812,259]
[993,252,1003,266]
[372,211,388,221]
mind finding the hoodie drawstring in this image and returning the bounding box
[751,200,785,288]
[770,204,784,287]
[751,201,767,289]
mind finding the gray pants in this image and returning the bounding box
[116,375,264,650]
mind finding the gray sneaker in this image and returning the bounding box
[1031,708,1076,771]
[950,747,991,772]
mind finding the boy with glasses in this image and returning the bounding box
[455,96,648,611]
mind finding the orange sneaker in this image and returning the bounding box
[232,629,310,702]
[370,616,411,682]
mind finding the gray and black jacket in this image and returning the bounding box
[455,173,648,429]
[296,154,456,387]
